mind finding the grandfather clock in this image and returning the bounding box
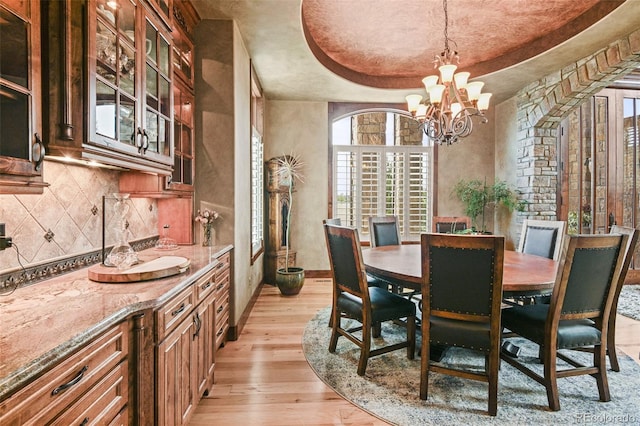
[265,156,296,284]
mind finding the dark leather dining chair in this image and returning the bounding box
[368,216,407,294]
[501,234,628,411]
[324,223,416,376]
[598,225,639,371]
[323,218,384,335]
[432,216,471,233]
[369,215,401,247]
[518,219,566,261]
[420,233,505,416]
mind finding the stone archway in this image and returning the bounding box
[516,29,640,220]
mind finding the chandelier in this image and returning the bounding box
[406,0,491,145]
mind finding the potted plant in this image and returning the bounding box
[452,178,526,233]
[275,153,306,296]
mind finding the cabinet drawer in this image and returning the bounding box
[51,359,128,426]
[214,291,229,349]
[0,322,128,425]
[215,311,229,350]
[213,253,231,281]
[156,287,194,341]
[213,268,230,299]
[194,269,215,303]
[108,406,128,426]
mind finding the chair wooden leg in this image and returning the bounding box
[607,315,620,372]
[543,349,561,411]
[594,344,611,402]
[357,321,371,376]
[406,315,416,360]
[487,351,499,416]
[419,336,429,400]
[372,321,381,338]
[329,311,340,353]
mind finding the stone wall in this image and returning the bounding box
[516,29,640,221]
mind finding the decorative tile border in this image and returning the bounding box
[0,236,158,292]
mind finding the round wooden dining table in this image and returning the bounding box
[362,244,559,297]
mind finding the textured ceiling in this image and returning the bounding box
[191,0,640,103]
[301,0,613,88]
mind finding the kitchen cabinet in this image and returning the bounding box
[156,249,229,425]
[119,0,198,196]
[0,0,46,194]
[213,251,231,350]
[0,245,232,425]
[0,321,129,425]
[44,0,174,175]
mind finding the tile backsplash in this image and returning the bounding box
[0,161,158,273]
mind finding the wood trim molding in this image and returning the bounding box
[227,279,264,341]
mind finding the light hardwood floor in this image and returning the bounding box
[188,279,640,426]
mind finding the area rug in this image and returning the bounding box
[302,307,640,426]
[618,285,640,321]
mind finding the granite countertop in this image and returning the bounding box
[0,244,233,401]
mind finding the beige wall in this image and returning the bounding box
[195,19,263,327]
[435,109,496,231]
[494,97,520,249]
[264,100,330,271]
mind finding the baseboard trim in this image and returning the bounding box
[227,279,264,341]
[304,270,331,278]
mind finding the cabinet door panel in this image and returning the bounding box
[0,0,44,191]
[157,315,196,426]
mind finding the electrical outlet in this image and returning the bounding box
[0,223,13,251]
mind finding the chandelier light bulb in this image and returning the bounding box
[438,64,457,83]
[422,75,439,91]
[416,104,428,118]
[406,94,423,114]
[478,93,492,110]
[465,81,485,101]
[428,85,446,104]
[451,102,462,118]
[453,72,470,89]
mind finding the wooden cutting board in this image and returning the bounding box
[88,256,191,283]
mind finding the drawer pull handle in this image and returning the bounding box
[171,303,186,316]
[216,283,224,291]
[217,305,224,314]
[216,328,224,337]
[201,281,212,290]
[80,417,89,426]
[51,365,88,396]
[193,312,202,340]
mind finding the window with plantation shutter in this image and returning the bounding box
[332,112,433,242]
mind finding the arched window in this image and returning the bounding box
[331,109,433,242]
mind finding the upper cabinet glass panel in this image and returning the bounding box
[0,0,44,190]
[88,0,173,169]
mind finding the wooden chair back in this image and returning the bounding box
[518,219,566,261]
[420,233,505,416]
[549,234,627,324]
[368,216,401,247]
[432,216,471,233]
[324,223,369,302]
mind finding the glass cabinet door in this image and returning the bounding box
[91,0,139,152]
[88,0,172,167]
[170,80,193,190]
[0,0,44,190]
[142,17,172,162]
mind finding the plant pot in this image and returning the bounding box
[276,267,305,296]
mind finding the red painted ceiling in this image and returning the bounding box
[301,0,622,89]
